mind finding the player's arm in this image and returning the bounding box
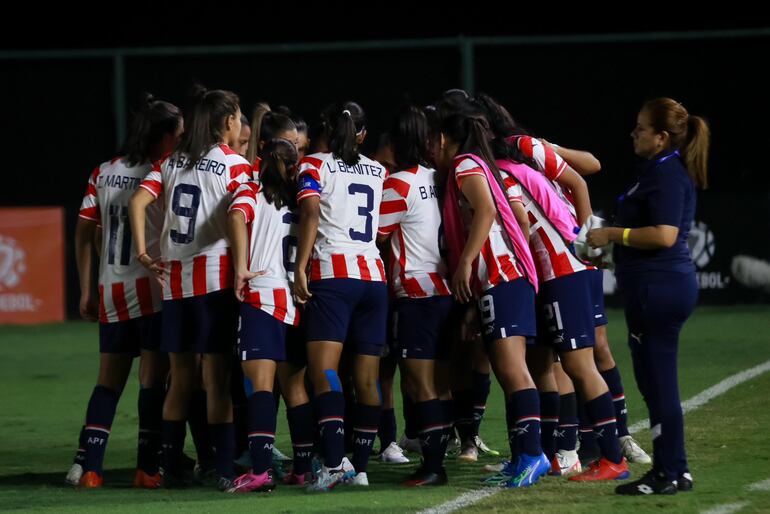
[510,200,530,242]
[227,209,262,301]
[556,167,593,227]
[294,196,320,304]
[587,225,678,250]
[74,218,98,321]
[543,139,601,176]
[128,188,165,284]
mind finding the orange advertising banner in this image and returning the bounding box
[0,208,65,324]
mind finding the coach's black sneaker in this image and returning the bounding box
[678,472,693,492]
[615,470,677,496]
[403,466,448,487]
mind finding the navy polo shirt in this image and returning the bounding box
[614,150,696,278]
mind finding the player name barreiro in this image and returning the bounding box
[167,156,226,176]
[329,159,384,177]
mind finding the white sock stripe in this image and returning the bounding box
[517,416,540,423]
[85,426,111,434]
[292,443,315,448]
[593,418,617,427]
[248,432,275,439]
[558,423,579,428]
[354,427,379,434]
[542,417,560,423]
[318,416,344,424]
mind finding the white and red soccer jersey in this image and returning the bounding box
[79,157,163,323]
[378,165,451,298]
[139,144,251,300]
[229,182,299,326]
[502,172,589,282]
[453,157,524,294]
[296,152,386,282]
[512,135,577,215]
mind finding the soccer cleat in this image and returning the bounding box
[216,476,236,492]
[569,457,630,482]
[482,460,506,473]
[65,463,83,486]
[349,472,369,486]
[398,434,423,455]
[619,435,652,464]
[226,471,276,493]
[379,442,410,464]
[272,446,293,462]
[193,461,217,486]
[445,436,461,457]
[458,441,478,462]
[79,471,103,489]
[550,449,582,477]
[132,469,162,489]
[481,459,515,486]
[283,471,309,486]
[474,436,500,456]
[306,465,355,492]
[161,473,190,489]
[505,453,550,488]
[577,438,601,468]
[678,472,693,492]
[403,466,448,487]
[615,469,677,495]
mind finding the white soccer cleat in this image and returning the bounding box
[349,471,369,486]
[65,463,83,486]
[458,441,478,462]
[379,442,410,464]
[474,436,500,456]
[554,449,582,476]
[398,434,422,455]
[445,436,460,457]
[306,465,354,492]
[620,435,652,464]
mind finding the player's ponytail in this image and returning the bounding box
[123,93,181,166]
[177,84,240,167]
[391,104,430,171]
[246,102,271,164]
[326,101,366,166]
[260,138,299,210]
[475,93,538,169]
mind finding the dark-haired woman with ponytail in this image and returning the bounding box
[225,138,301,493]
[129,86,252,490]
[67,95,182,489]
[377,105,455,486]
[294,101,388,491]
[588,98,710,496]
[435,110,550,488]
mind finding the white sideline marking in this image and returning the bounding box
[627,359,770,434]
[418,358,770,514]
[700,502,749,514]
[747,478,770,491]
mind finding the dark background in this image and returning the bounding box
[2,14,768,316]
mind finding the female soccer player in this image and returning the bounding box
[68,95,182,489]
[226,137,301,493]
[294,101,388,491]
[378,105,455,486]
[129,85,252,490]
[589,98,709,495]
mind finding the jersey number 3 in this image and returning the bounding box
[348,183,374,243]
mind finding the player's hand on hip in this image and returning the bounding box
[234,269,265,301]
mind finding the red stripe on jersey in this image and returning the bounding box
[220,253,232,290]
[244,287,262,308]
[89,166,101,181]
[480,240,502,286]
[219,143,237,155]
[331,254,348,278]
[139,181,162,198]
[503,175,518,189]
[527,211,538,225]
[397,230,408,273]
[193,255,207,296]
[234,183,258,199]
[544,147,559,180]
[301,156,324,169]
[229,163,252,180]
[297,190,320,202]
[429,272,452,296]
[402,276,427,297]
[404,166,419,174]
[536,227,575,278]
[170,261,183,299]
[273,289,288,323]
[299,167,321,182]
[136,277,154,316]
[98,284,107,323]
[79,207,99,221]
[380,199,407,215]
[357,255,372,281]
[86,183,97,197]
[230,204,254,224]
[375,259,386,282]
[385,177,411,198]
[497,254,519,281]
[377,223,398,235]
[111,282,130,322]
[518,135,534,158]
[310,259,322,281]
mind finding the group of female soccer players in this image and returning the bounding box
[67,86,656,495]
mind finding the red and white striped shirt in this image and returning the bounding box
[229,182,299,326]
[511,135,576,215]
[139,144,252,300]
[378,165,451,298]
[453,157,524,294]
[296,152,386,282]
[502,172,589,282]
[79,157,163,323]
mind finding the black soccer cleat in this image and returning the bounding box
[403,466,448,487]
[678,472,693,492]
[615,470,677,496]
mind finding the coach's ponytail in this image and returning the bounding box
[326,101,366,166]
[260,138,299,210]
[177,84,240,167]
[123,93,181,166]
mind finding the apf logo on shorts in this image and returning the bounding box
[0,236,26,291]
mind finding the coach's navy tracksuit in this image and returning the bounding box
[614,149,698,481]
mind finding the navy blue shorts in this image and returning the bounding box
[394,295,455,361]
[238,303,287,362]
[99,312,162,355]
[161,289,238,354]
[589,268,608,327]
[304,279,388,356]
[477,278,536,345]
[536,271,595,352]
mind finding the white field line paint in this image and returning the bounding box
[700,502,749,514]
[627,359,770,434]
[747,478,770,491]
[419,358,770,514]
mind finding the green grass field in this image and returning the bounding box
[1,306,769,513]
